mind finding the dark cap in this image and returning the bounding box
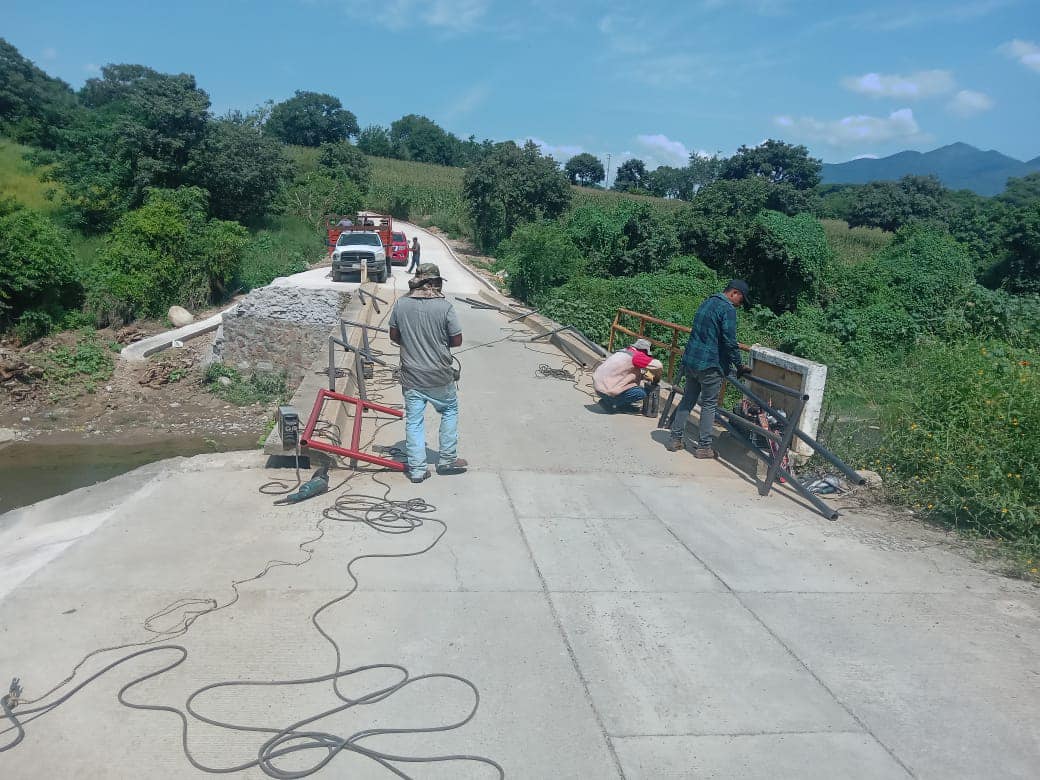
[415,262,444,282]
[725,279,750,302]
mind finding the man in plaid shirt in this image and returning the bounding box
[668,280,751,458]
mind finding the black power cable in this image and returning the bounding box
[1,285,504,777]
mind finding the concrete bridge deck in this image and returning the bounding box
[1,226,1038,778]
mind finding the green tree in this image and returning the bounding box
[264,91,358,147]
[278,171,364,233]
[463,141,571,251]
[0,208,80,333]
[686,153,724,192]
[186,117,294,224]
[0,38,78,148]
[87,187,248,323]
[999,172,1040,208]
[317,140,371,189]
[50,64,211,230]
[612,158,649,192]
[648,165,694,200]
[672,177,771,267]
[720,139,821,189]
[740,211,832,311]
[1001,203,1040,293]
[357,124,393,157]
[497,221,583,302]
[846,175,949,232]
[564,153,605,186]
[389,114,455,165]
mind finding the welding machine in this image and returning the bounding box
[276,405,300,449]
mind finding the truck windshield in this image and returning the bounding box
[338,233,382,246]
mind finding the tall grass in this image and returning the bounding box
[821,219,893,265]
[0,137,62,213]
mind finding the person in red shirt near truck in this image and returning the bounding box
[593,338,663,413]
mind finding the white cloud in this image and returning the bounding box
[341,0,488,32]
[999,39,1040,73]
[523,137,583,162]
[947,89,994,117]
[635,134,690,166]
[774,108,922,147]
[597,14,651,55]
[841,70,955,99]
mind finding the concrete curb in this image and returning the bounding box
[120,308,232,362]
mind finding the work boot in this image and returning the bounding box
[693,447,718,459]
[667,438,685,452]
[408,470,431,484]
[436,458,468,475]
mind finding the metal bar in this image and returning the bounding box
[761,396,804,497]
[742,373,809,399]
[714,407,783,444]
[341,319,389,334]
[348,386,364,469]
[617,307,692,333]
[565,327,608,357]
[794,429,866,486]
[354,350,367,401]
[328,338,336,391]
[713,410,838,520]
[530,325,568,342]
[507,309,537,322]
[726,374,864,487]
[304,438,405,471]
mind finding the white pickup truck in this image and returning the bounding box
[331,231,391,283]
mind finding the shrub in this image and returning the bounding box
[0,207,82,332]
[497,221,582,302]
[86,187,248,324]
[204,362,288,406]
[860,340,1039,548]
[739,211,832,311]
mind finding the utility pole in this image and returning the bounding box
[605,153,612,189]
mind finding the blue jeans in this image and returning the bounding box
[598,386,647,411]
[403,384,458,478]
[670,366,724,447]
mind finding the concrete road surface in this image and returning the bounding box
[2,293,1039,778]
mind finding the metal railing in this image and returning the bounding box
[608,308,749,382]
[659,372,864,521]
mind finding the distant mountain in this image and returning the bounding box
[821,142,1040,196]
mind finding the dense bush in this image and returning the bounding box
[496,221,582,302]
[317,140,370,189]
[861,340,1038,547]
[86,187,248,323]
[740,211,831,311]
[0,207,82,338]
[566,201,679,278]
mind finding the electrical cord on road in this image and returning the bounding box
[1,282,503,777]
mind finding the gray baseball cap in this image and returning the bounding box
[633,338,652,353]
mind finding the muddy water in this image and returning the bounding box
[0,434,259,514]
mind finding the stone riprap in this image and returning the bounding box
[215,287,349,385]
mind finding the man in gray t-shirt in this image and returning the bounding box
[388,263,467,484]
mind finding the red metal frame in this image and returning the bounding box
[300,388,404,471]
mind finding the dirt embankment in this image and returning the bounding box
[0,321,274,446]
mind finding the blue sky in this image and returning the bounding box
[6,0,1039,173]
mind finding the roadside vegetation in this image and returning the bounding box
[0,36,1036,569]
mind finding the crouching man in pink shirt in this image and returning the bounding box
[592,338,663,414]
